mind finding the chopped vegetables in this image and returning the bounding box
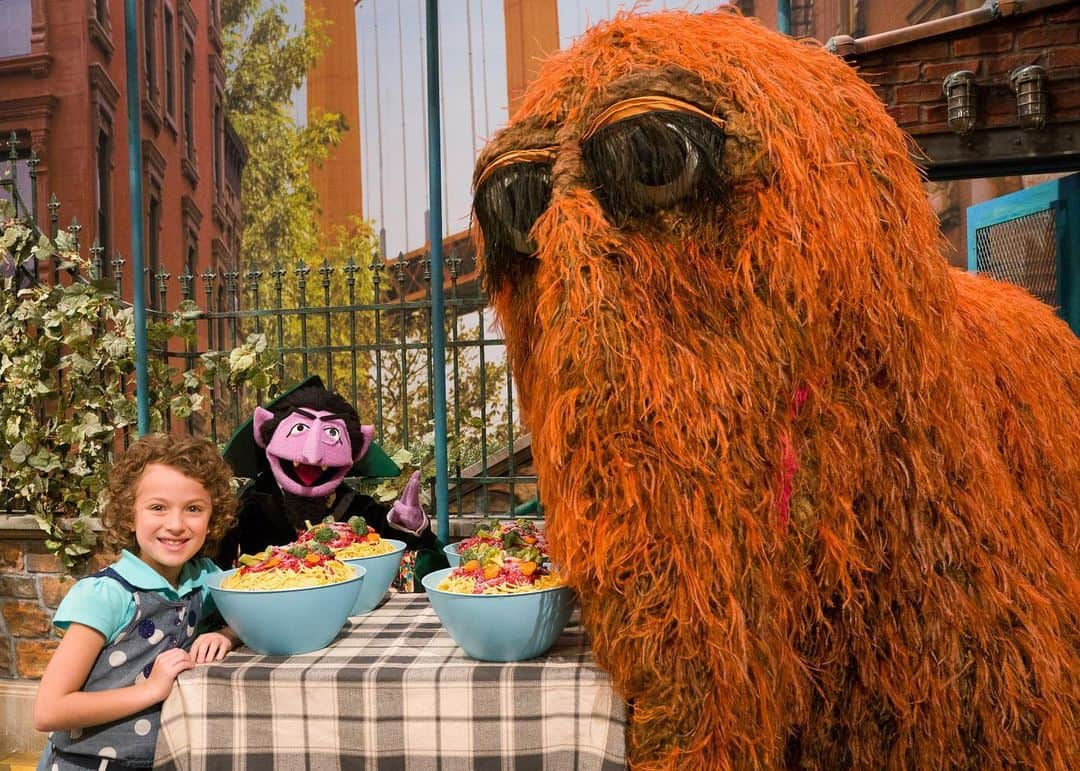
[234,544,339,575]
[446,519,561,594]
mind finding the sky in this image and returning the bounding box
[283,0,729,258]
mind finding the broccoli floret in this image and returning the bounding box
[313,527,335,543]
[515,545,542,565]
[348,515,368,535]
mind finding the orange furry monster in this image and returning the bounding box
[471,9,1079,771]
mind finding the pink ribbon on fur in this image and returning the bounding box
[777,385,810,526]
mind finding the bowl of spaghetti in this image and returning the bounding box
[341,539,406,614]
[443,541,461,567]
[420,559,574,661]
[299,518,407,615]
[207,545,365,655]
[450,519,549,569]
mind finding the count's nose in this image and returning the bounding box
[301,421,324,464]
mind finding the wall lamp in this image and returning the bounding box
[942,70,977,135]
[1010,65,1048,131]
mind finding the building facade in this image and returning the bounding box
[0,0,243,310]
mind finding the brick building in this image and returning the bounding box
[829,0,1080,263]
[0,0,243,754]
[0,0,244,309]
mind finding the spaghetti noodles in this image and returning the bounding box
[334,540,396,559]
[222,546,356,590]
[297,517,396,559]
[437,571,564,595]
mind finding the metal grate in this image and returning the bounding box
[791,0,815,38]
[974,208,1058,308]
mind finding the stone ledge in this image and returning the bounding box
[0,517,103,541]
[0,679,45,757]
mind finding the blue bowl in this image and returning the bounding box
[421,567,575,662]
[342,539,406,615]
[443,541,461,567]
[206,566,365,655]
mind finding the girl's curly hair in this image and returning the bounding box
[99,434,237,558]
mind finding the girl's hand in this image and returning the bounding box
[143,647,194,703]
[189,631,235,664]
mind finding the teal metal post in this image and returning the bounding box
[124,0,150,434]
[778,0,791,34]
[425,0,450,542]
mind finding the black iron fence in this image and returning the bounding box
[1,133,535,529]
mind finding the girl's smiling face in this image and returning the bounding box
[132,463,213,586]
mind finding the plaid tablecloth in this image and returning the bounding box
[153,593,627,771]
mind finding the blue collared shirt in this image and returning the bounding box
[53,549,221,644]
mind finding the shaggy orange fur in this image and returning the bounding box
[472,10,1079,770]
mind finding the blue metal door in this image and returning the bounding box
[967,173,1079,336]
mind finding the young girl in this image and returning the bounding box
[34,434,241,770]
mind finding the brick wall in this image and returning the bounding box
[0,536,110,680]
[851,4,1080,137]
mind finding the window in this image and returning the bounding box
[182,46,195,160]
[0,142,32,215]
[0,0,32,58]
[216,284,226,348]
[144,0,158,102]
[185,245,198,294]
[212,101,223,193]
[95,130,112,276]
[147,197,162,309]
[791,0,815,38]
[164,7,176,120]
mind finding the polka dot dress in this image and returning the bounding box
[42,567,205,769]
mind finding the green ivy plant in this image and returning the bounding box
[360,429,485,506]
[0,213,279,568]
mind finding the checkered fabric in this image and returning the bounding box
[153,593,627,770]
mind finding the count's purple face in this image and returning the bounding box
[254,406,372,497]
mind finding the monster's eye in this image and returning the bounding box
[582,106,725,223]
[474,147,556,290]
[475,162,552,255]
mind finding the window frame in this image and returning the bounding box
[163,3,177,129]
[95,127,112,275]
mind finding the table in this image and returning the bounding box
[153,593,627,770]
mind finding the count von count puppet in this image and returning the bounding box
[215,376,446,587]
[471,9,1079,770]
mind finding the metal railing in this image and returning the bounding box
[1,132,536,528]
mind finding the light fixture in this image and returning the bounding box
[942,71,976,135]
[1010,65,1048,131]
